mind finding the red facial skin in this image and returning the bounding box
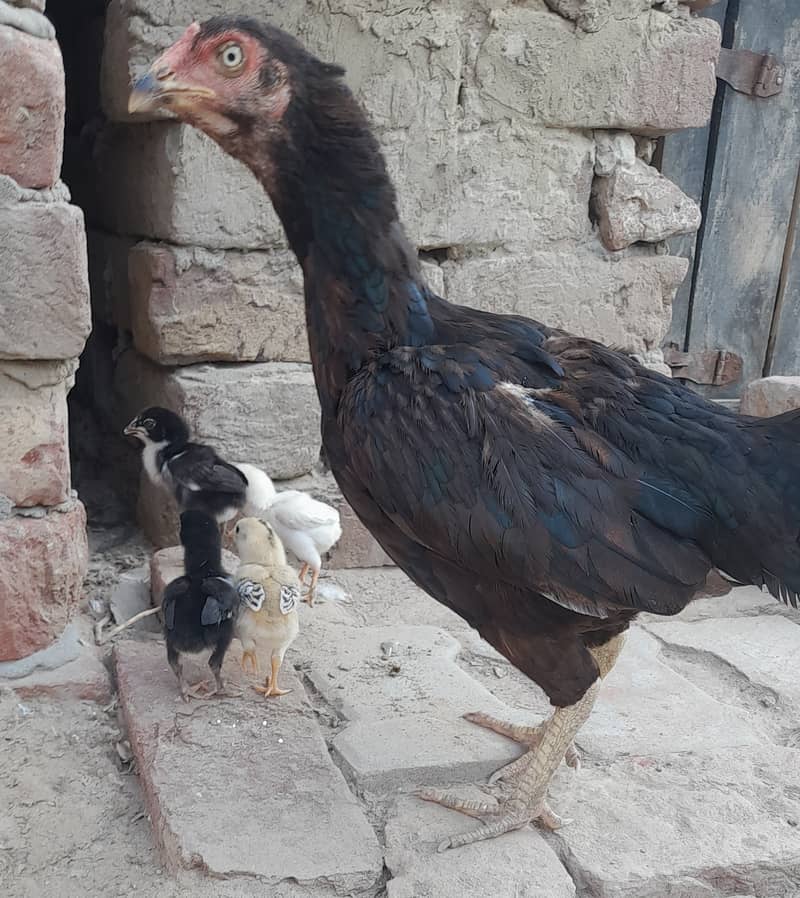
[131,23,292,138]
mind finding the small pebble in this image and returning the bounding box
[278,738,284,744]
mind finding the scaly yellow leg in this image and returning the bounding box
[418,633,626,851]
[254,655,291,698]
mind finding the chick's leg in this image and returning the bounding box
[419,634,625,851]
[240,640,259,676]
[298,563,309,586]
[203,637,242,698]
[304,565,321,606]
[254,654,291,698]
[167,643,192,703]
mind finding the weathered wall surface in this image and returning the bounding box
[0,16,91,661]
[88,0,719,552]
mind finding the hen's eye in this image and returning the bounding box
[219,42,244,71]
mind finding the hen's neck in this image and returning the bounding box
[233,82,435,407]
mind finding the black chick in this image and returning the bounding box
[124,406,249,525]
[162,510,239,701]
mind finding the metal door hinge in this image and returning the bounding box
[717,48,785,98]
[663,347,743,386]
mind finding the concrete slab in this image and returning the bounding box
[385,794,576,898]
[644,616,800,711]
[305,624,522,789]
[552,747,800,898]
[579,629,762,760]
[114,641,382,891]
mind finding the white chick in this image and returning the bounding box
[234,463,342,605]
[233,517,300,698]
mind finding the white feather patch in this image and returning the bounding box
[280,585,300,615]
[237,579,265,613]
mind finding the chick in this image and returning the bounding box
[162,510,239,701]
[124,406,251,527]
[233,517,301,698]
[234,463,342,605]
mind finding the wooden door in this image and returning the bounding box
[660,0,800,399]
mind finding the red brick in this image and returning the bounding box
[0,501,88,661]
[0,359,74,507]
[0,201,91,360]
[0,25,64,189]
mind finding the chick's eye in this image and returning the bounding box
[219,42,244,71]
[143,418,155,429]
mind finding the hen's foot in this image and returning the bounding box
[463,711,580,783]
[416,789,566,852]
[416,634,626,851]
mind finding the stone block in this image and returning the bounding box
[0,501,88,661]
[92,122,284,249]
[102,0,461,135]
[385,124,595,251]
[579,628,761,760]
[114,640,383,889]
[0,359,75,507]
[150,544,239,608]
[643,616,800,713]
[592,133,701,251]
[441,250,687,354]
[477,8,719,135]
[385,795,575,898]
[305,624,522,789]
[0,201,90,360]
[128,242,308,365]
[0,25,64,188]
[114,349,321,480]
[740,376,800,418]
[553,747,800,898]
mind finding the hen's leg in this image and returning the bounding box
[254,654,291,697]
[419,633,625,851]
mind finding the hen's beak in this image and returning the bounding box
[128,70,217,116]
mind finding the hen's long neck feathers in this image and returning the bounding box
[228,67,433,399]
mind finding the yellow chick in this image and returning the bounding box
[233,517,301,698]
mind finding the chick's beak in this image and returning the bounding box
[128,68,217,116]
[123,421,141,437]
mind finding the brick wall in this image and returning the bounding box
[0,13,91,661]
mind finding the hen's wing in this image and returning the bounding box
[270,491,340,531]
[338,341,716,620]
[168,444,248,497]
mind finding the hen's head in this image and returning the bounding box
[128,17,344,144]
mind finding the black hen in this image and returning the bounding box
[124,406,249,524]
[162,510,238,700]
[132,19,800,848]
